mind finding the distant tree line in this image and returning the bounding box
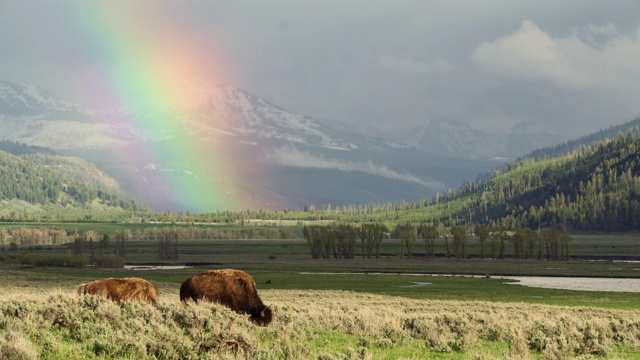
[126,226,295,241]
[0,225,299,247]
[303,223,387,259]
[0,227,68,245]
[304,222,571,261]
[2,225,303,266]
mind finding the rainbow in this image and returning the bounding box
[61,2,244,212]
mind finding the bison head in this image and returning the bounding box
[250,306,273,326]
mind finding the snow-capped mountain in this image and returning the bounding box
[0,80,131,150]
[0,80,501,211]
[0,81,92,117]
[0,81,362,152]
[173,84,361,151]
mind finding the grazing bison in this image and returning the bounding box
[180,269,272,326]
[77,277,158,305]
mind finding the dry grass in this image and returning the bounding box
[265,290,640,358]
[1,278,639,359]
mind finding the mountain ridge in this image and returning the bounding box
[0,80,506,211]
[2,80,640,215]
[0,80,93,117]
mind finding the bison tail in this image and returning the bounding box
[77,283,88,296]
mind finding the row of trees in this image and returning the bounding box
[69,229,177,262]
[0,227,68,245]
[303,223,388,259]
[71,231,110,257]
[0,225,299,247]
[304,223,572,261]
[60,225,298,262]
[510,228,571,260]
[121,226,293,242]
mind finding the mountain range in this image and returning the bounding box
[0,80,623,212]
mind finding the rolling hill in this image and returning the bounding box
[0,147,149,219]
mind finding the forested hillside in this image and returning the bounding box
[447,129,640,231]
[0,140,57,156]
[396,128,640,231]
[20,152,123,195]
[236,129,640,233]
[380,129,640,232]
[0,149,146,212]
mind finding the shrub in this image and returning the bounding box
[17,254,89,268]
[17,253,40,266]
[92,255,126,268]
[0,329,38,360]
[63,255,88,268]
[1,289,640,359]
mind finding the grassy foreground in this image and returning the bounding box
[1,271,640,359]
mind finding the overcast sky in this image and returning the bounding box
[1,0,639,137]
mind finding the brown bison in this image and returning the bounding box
[180,269,272,326]
[77,277,159,305]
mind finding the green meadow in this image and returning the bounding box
[1,228,640,358]
[13,258,640,311]
[2,263,640,359]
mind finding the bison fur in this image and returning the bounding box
[77,277,158,305]
[180,269,272,326]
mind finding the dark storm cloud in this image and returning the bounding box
[1,0,639,138]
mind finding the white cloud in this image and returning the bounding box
[270,146,443,188]
[471,20,640,90]
[378,55,452,74]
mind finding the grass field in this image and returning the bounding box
[6,234,640,278]
[2,232,640,358]
[2,223,639,261]
[14,262,640,311]
[1,268,640,359]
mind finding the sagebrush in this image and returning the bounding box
[1,287,639,359]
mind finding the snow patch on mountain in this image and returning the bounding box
[0,81,363,152]
[6,120,129,150]
[178,84,360,150]
[0,81,93,116]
